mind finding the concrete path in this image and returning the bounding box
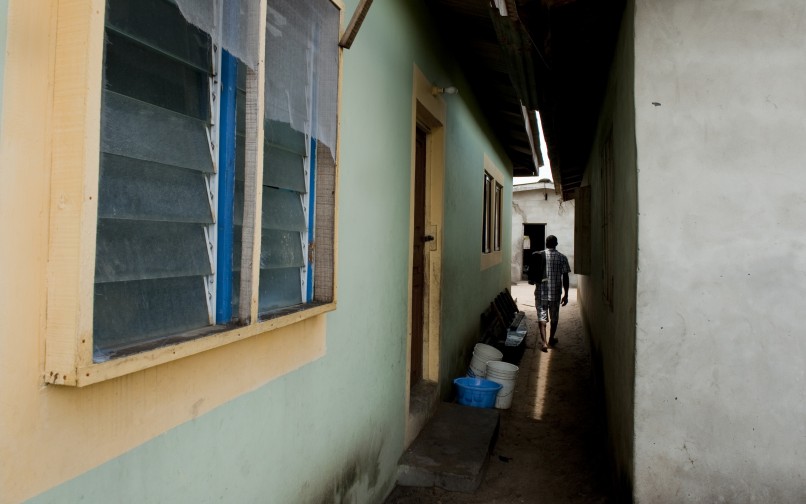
[397,402,499,493]
[385,283,612,503]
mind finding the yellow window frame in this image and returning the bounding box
[45,0,343,387]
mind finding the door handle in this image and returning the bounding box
[422,235,435,242]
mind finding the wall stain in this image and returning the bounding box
[191,398,204,419]
[682,441,696,466]
[512,201,528,221]
[306,437,384,504]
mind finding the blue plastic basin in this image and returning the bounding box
[453,377,503,408]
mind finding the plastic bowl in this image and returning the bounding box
[453,377,503,408]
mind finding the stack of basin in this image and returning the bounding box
[467,343,503,378]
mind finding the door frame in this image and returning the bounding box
[404,66,446,446]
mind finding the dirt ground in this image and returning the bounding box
[385,283,612,504]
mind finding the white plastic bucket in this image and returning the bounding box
[486,361,518,378]
[467,345,503,378]
[468,352,490,378]
[474,343,503,360]
[485,361,519,409]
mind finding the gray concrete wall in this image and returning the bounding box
[576,0,637,498]
[511,185,576,286]
[633,0,806,501]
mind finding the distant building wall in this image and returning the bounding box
[511,183,576,287]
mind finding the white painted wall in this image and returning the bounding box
[633,0,806,501]
[511,183,576,286]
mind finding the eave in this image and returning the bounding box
[428,0,626,197]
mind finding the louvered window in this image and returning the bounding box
[259,1,339,313]
[92,0,338,361]
[482,170,503,255]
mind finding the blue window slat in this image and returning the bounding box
[95,219,212,283]
[306,138,317,302]
[105,0,212,73]
[215,51,238,324]
[101,91,214,174]
[98,153,213,223]
[94,276,210,359]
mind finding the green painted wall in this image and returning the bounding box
[27,0,513,502]
[576,0,636,499]
[441,103,513,389]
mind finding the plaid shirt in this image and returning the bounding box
[537,248,570,302]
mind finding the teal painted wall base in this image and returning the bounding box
[27,361,401,503]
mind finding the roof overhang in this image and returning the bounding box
[427,0,544,177]
[428,0,625,196]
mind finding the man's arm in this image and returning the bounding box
[561,272,569,306]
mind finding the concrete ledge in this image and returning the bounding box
[405,380,440,448]
[397,402,500,493]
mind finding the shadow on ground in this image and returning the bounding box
[385,283,612,504]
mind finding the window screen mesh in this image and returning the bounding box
[172,0,260,69]
[259,0,339,314]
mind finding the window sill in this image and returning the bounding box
[52,302,336,387]
[481,250,502,271]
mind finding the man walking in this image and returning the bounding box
[529,235,570,352]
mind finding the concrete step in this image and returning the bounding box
[396,402,500,493]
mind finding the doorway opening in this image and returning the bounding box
[522,223,546,280]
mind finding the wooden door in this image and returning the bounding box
[410,128,427,387]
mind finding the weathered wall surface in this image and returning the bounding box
[511,184,576,286]
[0,0,7,127]
[576,0,637,498]
[1,0,512,502]
[441,123,513,388]
[633,0,806,501]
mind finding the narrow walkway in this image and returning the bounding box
[386,283,612,503]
